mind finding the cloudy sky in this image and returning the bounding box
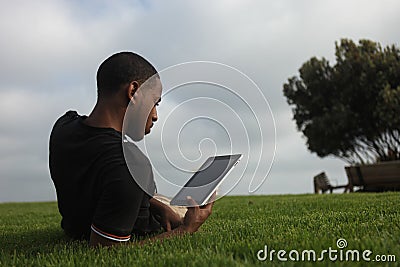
[0,0,399,202]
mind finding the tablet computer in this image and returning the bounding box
[170,154,242,206]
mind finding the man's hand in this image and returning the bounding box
[181,193,215,233]
[149,197,183,232]
[158,205,183,232]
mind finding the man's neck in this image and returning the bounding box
[84,99,126,132]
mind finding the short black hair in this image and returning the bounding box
[96,52,158,96]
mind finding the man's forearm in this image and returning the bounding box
[149,197,166,216]
[91,198,213,247]
[138,225,192,245]
[90,225,192,247]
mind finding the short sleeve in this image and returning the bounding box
[91,166,144,242]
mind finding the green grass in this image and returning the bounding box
[0,193,399,266]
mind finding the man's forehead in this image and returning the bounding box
[153,77,162,96]
[149,82,162,101]
[141,76,162,91]
[155,77,163,90]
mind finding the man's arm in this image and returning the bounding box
[149,197,183,232]
[89,196,213,247]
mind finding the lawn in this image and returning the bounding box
[0,193,399,266]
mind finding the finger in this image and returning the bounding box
[209,191,217,202]
[186,196,199,207]
[200,192,216,209]
[187,202,199,212]
[166,221,171,232]
[202,200,214,212]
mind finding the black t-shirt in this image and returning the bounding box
[49,111,161,241]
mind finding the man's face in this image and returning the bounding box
[144,78,162,135]
[145,101,159,135]
[123,77,162,141]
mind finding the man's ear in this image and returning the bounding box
[127,81,140,100]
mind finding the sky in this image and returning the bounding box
[0,0,399,202]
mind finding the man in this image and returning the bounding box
[49,52,213,247]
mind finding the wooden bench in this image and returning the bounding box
[313,172,349,194]
[345,160,400,192]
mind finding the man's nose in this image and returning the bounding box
[152,108,158,122]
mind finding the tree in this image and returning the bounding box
[283,39,400,164]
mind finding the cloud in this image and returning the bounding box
[0,0,399,201]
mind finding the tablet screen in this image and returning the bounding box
[170,154,242,206]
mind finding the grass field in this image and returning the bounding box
[0,193,399,266]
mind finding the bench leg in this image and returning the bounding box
[314,181,319,194]
[348,185,354,192]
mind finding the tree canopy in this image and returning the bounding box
[283,39,400,164]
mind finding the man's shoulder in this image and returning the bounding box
[59,110,82,122]
[51,110,120,140]
[52,110,79,127]
[50,110,123,164]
